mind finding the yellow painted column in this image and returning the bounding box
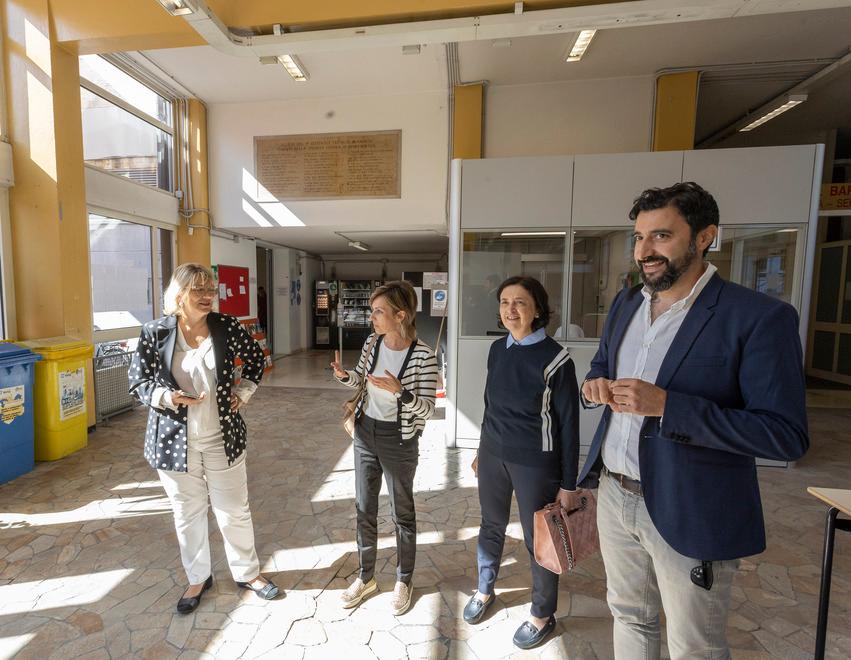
[176,98,211,267]
[453,83,484,159]
[652,72,699,151]
[2,0,96,424]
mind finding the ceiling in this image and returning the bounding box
[141,5,851,254]
[233,227,450,255]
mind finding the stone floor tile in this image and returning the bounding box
[287,618,328,646]
[2,378,851,658]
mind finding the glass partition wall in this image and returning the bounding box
[460,225,806,341]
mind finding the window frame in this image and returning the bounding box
[88,207,176,344]
[459,227,570,340]
[79,55,176,193]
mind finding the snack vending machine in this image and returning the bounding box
[313,280,339,348]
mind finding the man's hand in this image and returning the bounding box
[471,454,479,478]
[557,488,584,512]
[610,378,666,416]
[582,377,614,406]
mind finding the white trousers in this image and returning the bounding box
[158,432,260,584]
[597,472,738,660]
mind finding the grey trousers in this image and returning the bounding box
[597,472,739,659]
[353,415,419,585]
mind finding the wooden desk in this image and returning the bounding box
[807,487,851,660]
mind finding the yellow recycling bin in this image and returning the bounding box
[17,337,93,461]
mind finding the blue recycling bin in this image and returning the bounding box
[0,343,42,484]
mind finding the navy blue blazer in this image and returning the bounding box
[578,273,809,560]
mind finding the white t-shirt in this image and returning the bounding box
[363,343,409,422]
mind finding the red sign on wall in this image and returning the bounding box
[216,265,250,317]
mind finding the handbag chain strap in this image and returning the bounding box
[553,514,575,571]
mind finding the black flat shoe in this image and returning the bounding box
[176,575,213,614]
[236,577,280,600]
[463,593,494,624]
[512,615,556,649]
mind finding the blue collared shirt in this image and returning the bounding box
[506,327,547,348]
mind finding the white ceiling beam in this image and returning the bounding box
[177,0,851,57]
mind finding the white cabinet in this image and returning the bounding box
[461,156,573,229]
[682,145,818,224]
[572,151,684,227]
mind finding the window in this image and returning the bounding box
[708,227,802,305]
[461,232,565,337]
[89,214,174,338]
[79,56,174,191]
[569,229,635,339]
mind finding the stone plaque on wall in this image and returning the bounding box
[254,130,401,201]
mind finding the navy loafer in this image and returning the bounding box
[463,593,494,624]
[176,575,213,614]
[512,615,556,649]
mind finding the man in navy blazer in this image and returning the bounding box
[578,182,808,659]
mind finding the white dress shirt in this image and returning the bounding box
[601,263,717,480]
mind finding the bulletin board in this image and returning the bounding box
[216,265,250,317]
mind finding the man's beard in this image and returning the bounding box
[637,239,698,293]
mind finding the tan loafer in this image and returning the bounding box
[340,578,377,609]
[390,581,413,616]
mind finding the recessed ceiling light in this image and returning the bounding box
[278,54,309,82]
[500,231,566,237]
[739,94,807,132]
[156,0,194,16]
[566,29,596,62]
[402,44,422,55]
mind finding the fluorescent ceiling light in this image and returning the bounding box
[566,29,596,62]
[157,0,194,16]
[348,241,370,252]
[402,44,422,55]
[279,54,309,82]
[500,231,566,237]
[739,94,807,132]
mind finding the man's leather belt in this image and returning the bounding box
[603,466,643,497]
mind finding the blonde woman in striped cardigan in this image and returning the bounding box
[331,280,438,615]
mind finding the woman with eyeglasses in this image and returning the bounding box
[129,263,279,614]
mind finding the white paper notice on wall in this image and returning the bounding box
[239,276,245,282]
[423,272,448,290]
[239,285,246,295]
[414,287,423,312]
[219,284,227,300]
[227,288,233,298]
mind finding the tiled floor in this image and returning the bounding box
[0,351,849,659]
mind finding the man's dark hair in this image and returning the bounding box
[629,182,719,256]
[496,276,551,331]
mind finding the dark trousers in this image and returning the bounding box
[476,446,562,618]
[353,415,419,585]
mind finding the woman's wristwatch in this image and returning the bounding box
[394,389,414,404]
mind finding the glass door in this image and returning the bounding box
[808,239,851,385]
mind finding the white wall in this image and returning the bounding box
[207,91,448,232]
[210,235,257,319]
[484,76,654,158]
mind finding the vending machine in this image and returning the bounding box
[313,280,339,348]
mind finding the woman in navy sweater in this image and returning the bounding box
[463,276,581,650]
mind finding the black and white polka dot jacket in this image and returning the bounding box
[129,312,266,472]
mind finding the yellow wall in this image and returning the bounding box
[2,0,96,425]
[453,83,484,160]
[652,71,699,151]
[176,99,211,267]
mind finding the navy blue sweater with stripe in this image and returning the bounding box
[480,336,580,490]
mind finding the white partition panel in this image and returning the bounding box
[682,145,818,224]
[572,151,684,226]
[461,156,573,229]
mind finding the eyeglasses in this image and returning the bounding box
[190,286,217,296]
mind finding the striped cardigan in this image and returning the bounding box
[337,333,438,441]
